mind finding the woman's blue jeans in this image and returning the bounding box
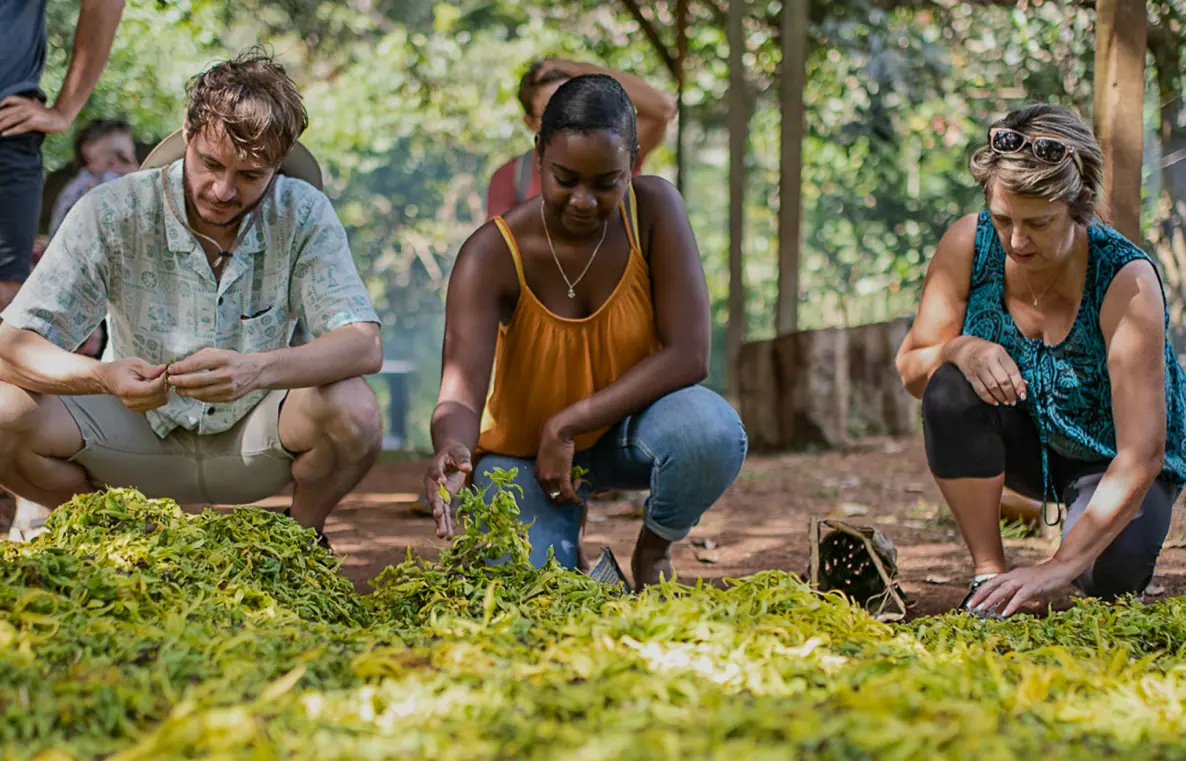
[473,385,748,569]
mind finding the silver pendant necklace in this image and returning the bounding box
[540,199,608,299]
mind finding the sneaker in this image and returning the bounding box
[8,498,51,543]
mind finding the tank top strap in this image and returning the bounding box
[1087,222,1153,307]
[971,210,997,284]
[622,183,642,258]
[493,216,527,287]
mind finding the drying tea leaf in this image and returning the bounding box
[4,478,1186,760]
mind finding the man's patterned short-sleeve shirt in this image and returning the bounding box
[1,158,380,438]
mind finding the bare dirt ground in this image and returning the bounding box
[7,433,1180,618]
[274,433,1186,620]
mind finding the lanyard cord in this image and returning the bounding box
[159,165,272,260]
[1030,347,1064,527]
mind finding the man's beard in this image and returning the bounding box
[182,167,268,229]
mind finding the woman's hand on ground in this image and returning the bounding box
[950,337,1028,407]
[536,420,581,505]
[424,444,472,540]
[965,560,1079,617]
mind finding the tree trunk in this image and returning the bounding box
[738,327,849,451]
[740,320,928,451]
[676,0,688,194]
[776,0,807,334]
[726,0,748,399]
[737,338,781,451]
[845,318,919,438]
[1149,4,1186,358]
[1093,0,1147,243]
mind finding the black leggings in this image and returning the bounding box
[922,363,1178,600]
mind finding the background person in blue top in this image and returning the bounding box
[0,0,126,313]
[895,103,1186,618]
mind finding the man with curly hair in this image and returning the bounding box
[0,51,383,545]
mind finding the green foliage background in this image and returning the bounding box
[37,0,1183,450]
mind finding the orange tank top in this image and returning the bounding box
[477,186,662,457]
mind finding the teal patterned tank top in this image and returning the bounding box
[962,211,1186,510]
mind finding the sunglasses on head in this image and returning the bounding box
[989,127,1075,165]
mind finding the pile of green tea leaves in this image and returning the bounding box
[5,470,1186,761]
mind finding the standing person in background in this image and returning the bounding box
[0,0,125,537]
[484,58,676,222]
[0,0,126,313]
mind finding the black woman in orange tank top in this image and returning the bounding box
[424,74,747,588]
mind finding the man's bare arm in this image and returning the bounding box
[55,0,126,125]
[255,322,383,389]
[0,324,107,395]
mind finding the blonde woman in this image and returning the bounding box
[896,103,1186,617]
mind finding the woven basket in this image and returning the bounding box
[809,518,908,622]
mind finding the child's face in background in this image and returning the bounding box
[82,130,138,176]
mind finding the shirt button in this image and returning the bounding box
[218,297,224,305]
[207,408,216,416]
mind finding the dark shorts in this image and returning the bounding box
[0,130,44,283]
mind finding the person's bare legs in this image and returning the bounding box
[278,377,382,531]
[934,474,1009,576]
[631,524,674,587]
[0,381,93,509]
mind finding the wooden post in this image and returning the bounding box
[727,0,747,399]
[776,0,807,334]
[676,0,688,194]
[1093,0,1147,243]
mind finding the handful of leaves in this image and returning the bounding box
[5,476,1186,760]
[370,467,615,627]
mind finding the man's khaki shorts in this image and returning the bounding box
[61,390,294,505]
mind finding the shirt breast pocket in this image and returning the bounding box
[238,304,290,351]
